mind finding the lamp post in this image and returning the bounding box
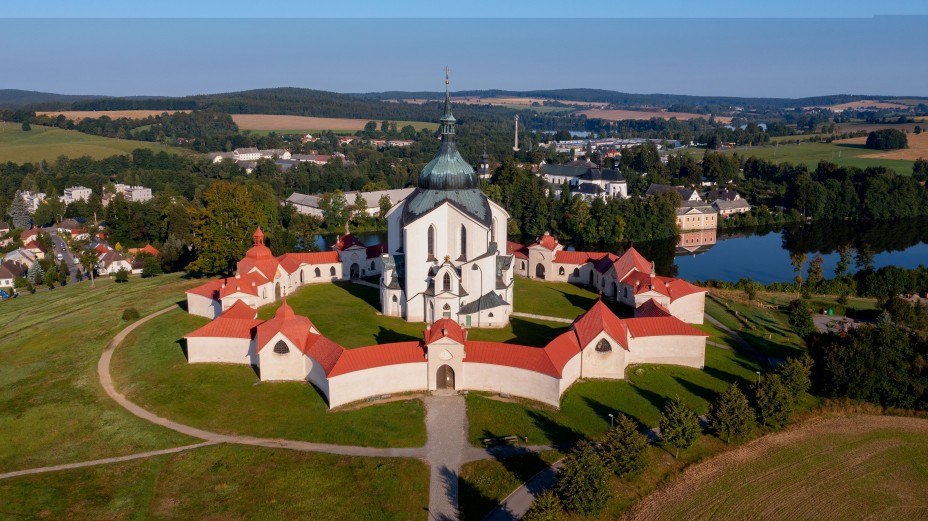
[608,413,614,428]
[756,371,761,384]
[471,264,482,327]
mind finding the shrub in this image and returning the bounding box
[122,307,140,321]
[523,490,565,521]
[114,268,130,283]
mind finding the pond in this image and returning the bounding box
[314,219,928,285]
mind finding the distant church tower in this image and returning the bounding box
[477,142,491,180]
[379,71,514,327]
[513,114,520,152]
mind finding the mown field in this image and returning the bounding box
[231,114,438,133]
[0,444,429,520]
[0,121,184,163]
[695,140,917,175]
[0,274,202,472]
[36,109,191,121]
[626,415,928,521]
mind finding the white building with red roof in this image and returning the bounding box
[183,295,707,409]
[511,232,706,324]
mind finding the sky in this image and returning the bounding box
[1,1,926,99]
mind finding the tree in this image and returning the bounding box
[913,158,928,183]
[742,278,759,301]
[189,182,266,275]
[708,383,754,443]
[522,490,565,521]
[835,244,852,278]
[27,262,45,286]
[777,354,813,404]
[754,374,793,429]
[114,268,130,283]
[318,190,350,231]
[789,252,807,287]
[351,192,368,223]
[78,245,99,289]
[865,129,908,150]
[8,192,31,230]
[659,397,701,459]
[599,414,648,477]
[915,125,922,135]
[806,255,824,288]
[141,253,162,278]
[43,268,56,289]
[788,298,815,338]
[378,194,392,219]
[21,122,31,131]
[554,440,610,515]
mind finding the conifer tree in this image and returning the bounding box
[776,354,813,404]
[599,414,648,476]
[708,382,755,443]
[755,374,793,429]
[27,261,44,286]
[522,490,565,521]
[554,440,609,515]
[8,192,31,230]
[659,397,701,459]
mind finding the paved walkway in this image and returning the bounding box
[705,314,765,363]
[485,459,565,521]
[425,395,468,521]
[510,312,573,324]
[0,442,218,481]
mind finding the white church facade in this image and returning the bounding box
[182,77,710,409]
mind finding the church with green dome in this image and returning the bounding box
[380,74,515,326]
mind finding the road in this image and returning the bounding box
[45,229,80,284]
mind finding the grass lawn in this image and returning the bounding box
[0,273,203,472]
[458,450,563,521]
[0,444,429,520]
[466,345,764,447]
[627,418,928,520]
[705,292,806,359]
[0,121,185,163]
[112,308,427,447]
[723,141,915,175]
[512,277,601,320]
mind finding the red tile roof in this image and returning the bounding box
[625,317,709,338]
[221,299,257,320]
[528,232,559,251]
[425,319,467,345]
[185,316,263,339]
[237,228,279,279]
[366,244,387,258]
[553,250,596,265]
[186,279,224,299]
[335,233,366,251]
[24,240,46,252]
[277,251,341,273]
[303,334,345,374]
[506,241,528,259]
[540,331,582,375]
[329,342,425,377]
[611,246,652,280]
[623,273,705,303]
[635,298,672,318]
[571,299,629,349]
[465,341,562,378]
[219,272,269,298]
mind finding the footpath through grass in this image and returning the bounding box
[0,121,185,163]
[466,345,764,447]
[0,444,429,520]
[113,308,427,447]
[0,274,201,472]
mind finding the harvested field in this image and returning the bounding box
[397,96,602,108]
[838,131,928,161]
[625,415,928,521]
[36,110,190,121]
[817,100,911,111]
[231,114,436,132]
[576,108,730,123]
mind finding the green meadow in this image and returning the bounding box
[0,122,185,163]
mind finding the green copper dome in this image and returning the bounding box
[401,73,491,227]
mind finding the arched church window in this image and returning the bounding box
[559,267,565,276]
[595,339,612,352]
[443,273,451,291]
[491,217,497,243]
[314,267,321,278]
[488,312,494,318]
[443,303,451,310]
[300,270,304,283]
[370,261,375,270]
[428,225,436,260]
[460,225,467,260]
[521,261,525,269]
[330,266,336,276]
[273,340,290,355]
[572,268,580,277]
[392,295,398,303]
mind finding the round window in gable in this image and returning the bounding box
[595,338,612,352]
[273,340,290,355]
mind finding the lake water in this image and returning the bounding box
[316,219,928,285]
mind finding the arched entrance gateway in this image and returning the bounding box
[349,263,360,278]
[535,263,546,280]
[436,364,455,390]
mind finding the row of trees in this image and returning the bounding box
[525,355,813,519]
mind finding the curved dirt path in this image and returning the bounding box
[624,414,928,521]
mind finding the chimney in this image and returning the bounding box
[442,328,447,336]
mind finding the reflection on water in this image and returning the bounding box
[314,219,928,285]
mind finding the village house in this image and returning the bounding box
[102,184,153,206]
[0,260,27,289]
[61,186,92,205]
[541,160,628,200]
[286,188,415,218]
[646,183,719,231]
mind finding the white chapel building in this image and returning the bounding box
[380,77,514,327]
